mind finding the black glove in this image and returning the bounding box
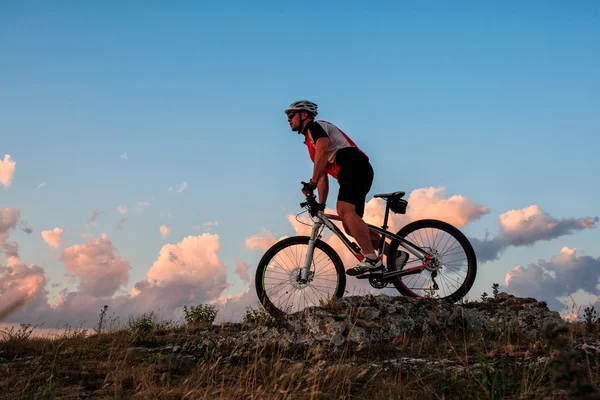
[310,202,326,217]
[302,180,317,192]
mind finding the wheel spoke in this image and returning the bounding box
[391,221,475,302]
[258,240,343,316]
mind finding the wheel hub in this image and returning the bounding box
[425,249,443,272]
[290,268,314,289]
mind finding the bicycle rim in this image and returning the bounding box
[388,219,477,302]
[255,236,346,318]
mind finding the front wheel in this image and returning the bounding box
[255,236,346,319]
[387,219,477,303]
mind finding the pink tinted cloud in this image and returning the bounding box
[1,208,21,259]
[0,210,51,322]
[41,228,65,250]
[60,233,131,297]
[504,247,600,311]
[211,286,260,323]
[146,234,225,285]
[471,206,598,262]
[160,225,171,239]
[245,230,280,252]
[499,205,597,245]
[402,187,490,227]
[126,233,229,314]
[235,258,250,282]
[0,154,16,188]
[0,258,50,321]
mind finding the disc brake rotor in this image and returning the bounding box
[425,248,443,272]
[289,268,314,289]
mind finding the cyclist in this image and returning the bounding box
[285,100,386,276]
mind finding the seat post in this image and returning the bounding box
[377,200,391,256]
[381,200,390,230]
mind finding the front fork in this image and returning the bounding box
[300,219,322,281]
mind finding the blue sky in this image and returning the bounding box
[1,1,599,323]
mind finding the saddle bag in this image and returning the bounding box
[389,197,408,214]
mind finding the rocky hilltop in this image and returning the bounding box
[2,293,599,399]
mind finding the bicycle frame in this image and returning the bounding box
[300,210,435,282]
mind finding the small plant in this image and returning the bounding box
[0,323,37,341]
[583,305,597,334]
[458,294,471,305]
[128,312,158,336]
[480,292,488,302]
[242,306,272,326]
[543,323,599,398]
[94,305,108,334]
[492,283,500,299]
[183,304,217,327]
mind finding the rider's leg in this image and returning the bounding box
[338,201,376,256]
[370,231,389,255]
[344,221,387,255]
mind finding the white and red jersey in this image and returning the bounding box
[302,120,369,179]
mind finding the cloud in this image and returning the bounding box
[2,210,234,326]
[470,205,598,262]
[121,152,128,161]
[20,220,33,235]
[193,221,218,232]
[403,187,490,227]
[88,209,102,226]
[41,228,65,250]
[117,206,127,215]
[0,154,16,189]
[168,182,188,193]
[177,181,188,193]
[136,202,150,212]
[0,209,51,321]
[235,258,250,283]
[38,182,46,189]
[127,233,229,313]
[116,218,128,231]
[245,229,280,252]
[160,225,171,239]
[342,186,490,237]
[504,247,600,312]
[1,208,21,259]
[0,258,51,321]
[60,233,131,297]
[211,286,260,323]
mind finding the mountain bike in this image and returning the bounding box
[255,182,477,319]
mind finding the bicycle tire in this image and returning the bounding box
[255,236,346,319]
[387,219,477,303]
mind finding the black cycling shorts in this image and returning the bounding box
[335,147,374,217]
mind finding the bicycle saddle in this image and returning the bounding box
[373,191,405,199]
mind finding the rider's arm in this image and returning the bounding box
[316,173,329,205]
[307,121,330,187]
[311,136,329,186]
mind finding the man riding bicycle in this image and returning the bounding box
[285,100,387,276]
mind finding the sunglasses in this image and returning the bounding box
[287,112,297,120]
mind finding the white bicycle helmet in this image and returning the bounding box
[284,100,318,117]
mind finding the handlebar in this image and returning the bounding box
[300,181,323,217]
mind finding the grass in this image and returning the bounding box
[1,302,599,399]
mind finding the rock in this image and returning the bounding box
[124,293,570,363]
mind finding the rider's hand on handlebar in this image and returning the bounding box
[301,180,317,196]
[310,202,326,217]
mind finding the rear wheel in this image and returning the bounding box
[255,236,346,319]
[387,219,477,303]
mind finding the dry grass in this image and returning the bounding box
[1,307,599,399]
